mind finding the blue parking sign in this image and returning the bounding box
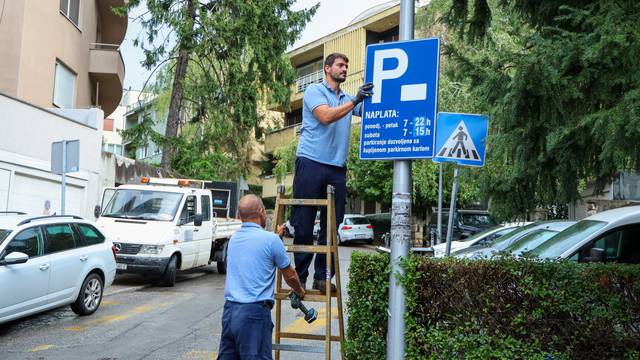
[359,38,440,160]
[432,112,489,167]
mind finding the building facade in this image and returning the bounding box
[0,0,126,117]
[262,2,400,213]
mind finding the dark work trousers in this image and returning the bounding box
[217,301,273,360]
[290,156,346,285]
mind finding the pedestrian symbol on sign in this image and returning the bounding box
[433,112,488,167]
[436,121,480,161]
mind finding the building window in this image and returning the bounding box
[53,61,76,108]
[285,108,303,127]
[59,0,80,27]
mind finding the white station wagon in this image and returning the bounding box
[0,215,116,324]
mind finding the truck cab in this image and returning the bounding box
[95,177,240,286]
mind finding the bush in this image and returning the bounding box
[346,253,640,359]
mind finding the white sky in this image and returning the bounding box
[121,0,396,90]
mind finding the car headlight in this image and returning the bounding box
[139,245,164,255]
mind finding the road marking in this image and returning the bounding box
[277,305,343,341]
[100,299,120,306]
[180,350,217,359]
[64,302,172,332]
[30,344,55,352]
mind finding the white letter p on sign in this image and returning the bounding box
[372,48,408,104]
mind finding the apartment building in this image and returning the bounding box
[0,0,126,117]
[0,0,127,218]
[262,1,400,214]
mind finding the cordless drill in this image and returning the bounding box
[289,292,317,324]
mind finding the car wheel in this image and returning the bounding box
[70,273,103,316]
[162,255,178,287]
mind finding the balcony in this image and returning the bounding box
[264,124,301,154]
[89,43,125,117]
[295,70,323,93]
[97,0,127,45]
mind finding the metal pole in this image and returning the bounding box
[445,166,460,256]
[61,140,67,215]
[436,163,443,245]
[387,1,414,359]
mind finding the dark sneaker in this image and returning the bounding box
[312,279,337,293]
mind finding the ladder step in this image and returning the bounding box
[285,245,332,253]
[272,344,324,353]
[275,292,336,302]
[277,199,329,206]
[280,332,342,342]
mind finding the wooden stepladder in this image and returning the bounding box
[271,184,345,360]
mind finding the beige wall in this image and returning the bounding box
[0,0,125,116]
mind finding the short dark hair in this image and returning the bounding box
[324,53,349,69]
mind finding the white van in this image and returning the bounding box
[95,178,241,286]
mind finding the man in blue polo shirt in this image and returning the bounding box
[218,195,305,360]
[291,53,374,292]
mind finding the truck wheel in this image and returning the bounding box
[217,257,227,274]
[162,255,177,287]
[217,241,228,274]
[71,273,103,316]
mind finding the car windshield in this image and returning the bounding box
[345,217,369,225]
[488,222,540,250]
[101,189,183,221]
[529,220,608,258]
[506,229,558,254]
[460,214,496,227]
[459,225,505,242]
[0,229,11,246]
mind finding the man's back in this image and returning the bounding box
[224,223,289,304]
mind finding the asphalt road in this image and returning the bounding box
[0,243,374,360]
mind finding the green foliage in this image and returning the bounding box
[426,0,640,217]
[346,254,640,359]
[272,140,298,182]
[120,0,317,178]
[344,252,390,360]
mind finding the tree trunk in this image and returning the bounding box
[160,0,195,170]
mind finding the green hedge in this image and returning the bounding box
[346,253,640,359]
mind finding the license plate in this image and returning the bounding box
[116,263,127,270]
[357,234,367,239]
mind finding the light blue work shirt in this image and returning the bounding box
[224,222,290,303]
[296,82,363,167]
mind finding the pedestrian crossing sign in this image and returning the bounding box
[433,112,488,167]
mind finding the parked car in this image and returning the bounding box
[528,206,640,263]
[503,221,575,257]
[454,221,574,259]
[337,214,374,245]
[285,211,320,238]
[365,212,391,243]
[431,223,524,257]
[0,215,117,325]
[429,209,497,243]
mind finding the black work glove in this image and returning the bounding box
[352,82,374,105]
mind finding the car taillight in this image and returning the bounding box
[111,245,117,261]
[341,226,352,230]
[367,225,373,229]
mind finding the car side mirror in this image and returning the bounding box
[586,247,605,263]
[194,213,203,227]
[0,252,29,266]
[94,205,101,218]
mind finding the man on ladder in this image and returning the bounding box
[291,52,374,293]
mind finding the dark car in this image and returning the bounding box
[429,209,497,243]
